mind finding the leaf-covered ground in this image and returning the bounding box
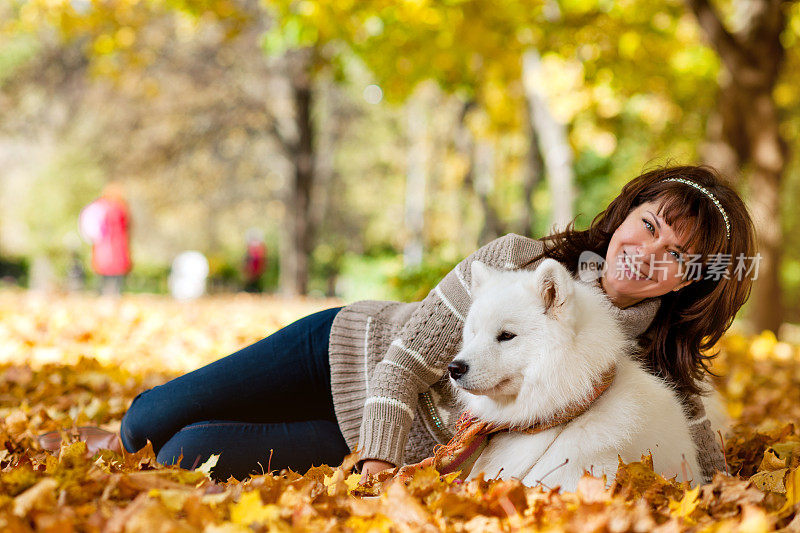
[0,290,798,532]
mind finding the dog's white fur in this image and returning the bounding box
[451,259,700,490]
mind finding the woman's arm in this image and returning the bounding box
[683,394,727,483]
[357,234,545,466]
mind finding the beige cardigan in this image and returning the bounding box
[328,234,725,483]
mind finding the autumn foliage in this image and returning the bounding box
[0,291,799,531]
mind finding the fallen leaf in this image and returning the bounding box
[576,474,610,503]
[380,482,430,526]
[229,490,288,530]
[344,514,393,532]
[13,477,58,516]
[149,488,192,512]
[670,486,700,519]
[780,467,800,516]
[749,468,788,493]
[344,472,362,494]
[1,295,799,531]
[759,449,787,471]
[196,454,219,477]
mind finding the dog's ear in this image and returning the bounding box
[470,260,492,293]
[531,259,574,316]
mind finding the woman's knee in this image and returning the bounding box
[155,420,350,481]
[156,421,259,480]
[120,389,157,453]
[156,427,206,470]
[310,420,350,465]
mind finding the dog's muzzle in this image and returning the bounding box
[448,361,468,380]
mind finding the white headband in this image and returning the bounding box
[664,177,730,239]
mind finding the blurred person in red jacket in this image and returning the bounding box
[79,184,132,295]
[242,228,267,293]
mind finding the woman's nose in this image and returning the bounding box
[637,242,661,262]
[635,244,649,261]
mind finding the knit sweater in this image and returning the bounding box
[328,233,725,483]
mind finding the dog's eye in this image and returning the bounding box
[496,331,516,342]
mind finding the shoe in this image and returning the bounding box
[37,426,122,454]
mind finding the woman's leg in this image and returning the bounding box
[156,419,350,480]
[121,307,343,454]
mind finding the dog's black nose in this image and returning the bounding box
[448,361,468,380]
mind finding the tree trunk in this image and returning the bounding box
[522,49,575,232]
[312,76,348,297]
[686,0,787,332]
[473,140,504,243]
[403,90,429,267]
[517,98,545,237]
[279,50,316,296]
[454,101,507,245]
[749,163,783,332]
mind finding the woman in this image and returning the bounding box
[115,165,755,483]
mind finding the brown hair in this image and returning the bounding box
[537,165,756,396]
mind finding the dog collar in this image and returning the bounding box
[422,365,618,476]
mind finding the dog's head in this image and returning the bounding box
[449,259,626,425]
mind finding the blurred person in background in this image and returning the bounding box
[63,233,86,292]
[169,251,210,300]
[242,228,267,293]
[65,250,86,292]
[79,184,132,296]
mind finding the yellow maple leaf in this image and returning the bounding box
[323,469,343,495]
[230,490,288,530]
[323,469,362,495]
[196,453,219,477]
[345,472,362,493]
[344,514,393,532]
[148,488,192,512]
[442,471,461,484]
[780,467,800,516]
[669,486,700,520]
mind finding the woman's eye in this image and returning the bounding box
[497,331,516,342]
[642,218,654,234]
[670,250,682,261]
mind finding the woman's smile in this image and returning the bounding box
[620,251,650,281]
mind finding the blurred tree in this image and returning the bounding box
[306,0,795,328]
[685,0,791,333]
[268,0,719,237]
[402,88,429,267]
[2,0,326,295]
[454,100,509,243]
[3,0,798,322]
[2,2,308,293]
[522,49,575,232]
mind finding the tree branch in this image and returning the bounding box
[684,0,749,73]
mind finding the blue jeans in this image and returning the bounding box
[120,307,349,480]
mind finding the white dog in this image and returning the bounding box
[448,259,700,490]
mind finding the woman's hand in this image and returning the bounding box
[360,459,395,479]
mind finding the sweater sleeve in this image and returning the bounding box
[683,394,727,484]
[358,234,544,466]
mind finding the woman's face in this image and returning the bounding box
[601,200,695,308]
